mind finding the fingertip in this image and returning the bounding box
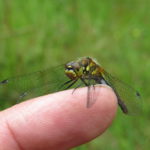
[0,85,118,150]
[69,85,117,140]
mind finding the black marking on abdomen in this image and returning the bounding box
[117,98,128,114]
[112,88,128,114]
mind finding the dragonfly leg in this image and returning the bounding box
[72,83,83,94]
[80,78,89,86]
[58,79,73,90]
[64,79,78,90]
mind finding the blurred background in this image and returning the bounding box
[0,0,149,149]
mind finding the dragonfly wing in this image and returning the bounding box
[70,78,98,108]
[0,65,68,104]
[86,85,97,108]
[18,81,63,101]
[85,79,98,108]
[103,71,142,115]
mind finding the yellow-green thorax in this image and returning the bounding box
[65,57,104,80]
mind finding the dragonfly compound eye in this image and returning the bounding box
[65,66,77,80]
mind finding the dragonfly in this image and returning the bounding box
[0,57,142,114]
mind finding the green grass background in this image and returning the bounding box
[0,0,150,149]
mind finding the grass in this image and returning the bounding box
[0,0,150,149]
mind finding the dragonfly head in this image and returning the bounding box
[65,61,81,80]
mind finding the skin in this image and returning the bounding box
[0,85,117,150]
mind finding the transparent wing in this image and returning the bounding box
[103,71,142,115]
[0,65,69,105]
[70,78,98,108]
[86,80,97,108]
